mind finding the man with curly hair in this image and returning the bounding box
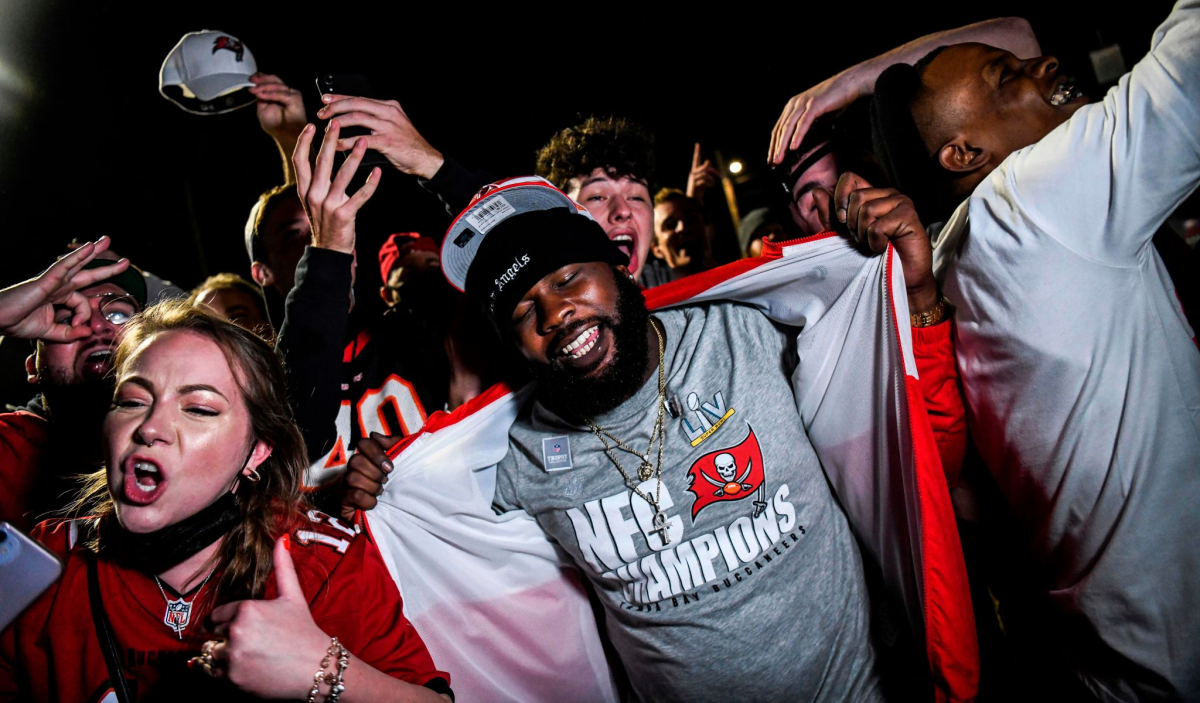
[533,117,658,284]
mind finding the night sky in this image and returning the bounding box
[0,0,1174,404]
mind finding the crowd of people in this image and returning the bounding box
[0,4,1197,702]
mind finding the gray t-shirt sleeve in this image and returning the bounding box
[492,443,522,513]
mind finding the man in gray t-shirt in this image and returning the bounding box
[495,301,880,701]
[361,175,948,701]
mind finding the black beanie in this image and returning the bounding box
[464,208,626,321]
[871,63,952,223]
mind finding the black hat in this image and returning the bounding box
[442,177,626,321]
[81,257,148,307]
[466,209,625,321]
[870,62,953,222]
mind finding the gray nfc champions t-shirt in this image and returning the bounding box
[494,303,881,702]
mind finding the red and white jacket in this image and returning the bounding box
[361,233,977,702]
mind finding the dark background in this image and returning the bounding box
[0,0,1176,405]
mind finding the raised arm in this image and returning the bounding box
[276,122,380,461]
[768,17,1040,164]
[249,73,308,185]
[317,94,493,215]
[0,239,129,342]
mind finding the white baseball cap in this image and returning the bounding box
[440,176,595,292]
[160,30,258,115]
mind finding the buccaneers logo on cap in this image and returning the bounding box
[686,425,767,519]
[212,36,245,61]
[470,183,501,204]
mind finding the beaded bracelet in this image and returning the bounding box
[326,637,350,703]
[306,636,350,703]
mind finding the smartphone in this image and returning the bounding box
[0,522,63,630]
[314,73,389,169]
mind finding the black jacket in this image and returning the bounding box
[418,154,493,220]
[277,247,448,485]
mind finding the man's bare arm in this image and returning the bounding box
[769,17,1040,164]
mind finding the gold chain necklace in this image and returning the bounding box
[587,320,671,545]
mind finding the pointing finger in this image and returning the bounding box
[311,120,341,200]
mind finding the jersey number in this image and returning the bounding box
[309,374,426,486]
[294,510,357,554]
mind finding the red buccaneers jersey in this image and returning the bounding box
[305,325,438,488]
[0,410,50,531]
[0,511,450,702]
[277,248,446,490]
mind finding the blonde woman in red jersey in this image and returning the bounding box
[0,301,452,703]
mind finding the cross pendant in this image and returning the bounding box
[651,510,671,545]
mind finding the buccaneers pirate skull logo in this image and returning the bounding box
[686,425,767,519]
[709,452,753,495]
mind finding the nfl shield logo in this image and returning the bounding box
[541,436,574,472]
[163,598,192,635]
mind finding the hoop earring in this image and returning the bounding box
[240,444,261,484]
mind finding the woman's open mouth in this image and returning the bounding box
[123,456,167,505]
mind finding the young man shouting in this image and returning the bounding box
[310,93,665,285]
[0,242,144,530]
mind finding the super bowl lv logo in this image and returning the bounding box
[212,36,245,61]
[686,425,768,519]
[680,391,735,446]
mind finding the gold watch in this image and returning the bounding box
[910,297,950,328]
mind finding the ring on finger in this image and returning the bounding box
[189,652,219,677]
[200,654,220,677]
